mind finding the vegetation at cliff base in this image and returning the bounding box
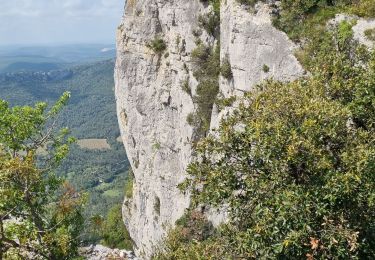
[89,205,133,250]
[0,93,85,259]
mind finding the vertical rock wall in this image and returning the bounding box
[115,0,304,258]
[115,0,211,257]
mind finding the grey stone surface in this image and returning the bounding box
[80,245,136,260]
[115,0,211,258]
[211,0,304,130]
[219,0,304,96]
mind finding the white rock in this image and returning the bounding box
[115,0,207,258]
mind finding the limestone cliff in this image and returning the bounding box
[115,0,303,258]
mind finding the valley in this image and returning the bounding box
[0,47,130,244]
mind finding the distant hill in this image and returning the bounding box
[0,44,116,73]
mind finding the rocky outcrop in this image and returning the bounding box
[219,0,304,96]
[211,0,304,129]
[328,14,375,48]
[115,0,211,257]
[115,0,303,258]
[80,245,136,260]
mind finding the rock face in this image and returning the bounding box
[80,245,136,260]
[220,0,304,96]
[115,0,210,257]
[115,0,303,258]
[211,0,304,129]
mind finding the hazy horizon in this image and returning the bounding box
[0,43,116,48]
[0,0,124,46]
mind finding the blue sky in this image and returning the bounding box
[0,0,124,45]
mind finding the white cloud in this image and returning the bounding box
[0,0,124,44]
[0,0,122,18]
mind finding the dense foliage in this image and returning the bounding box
[0,93,85,259]
[0,60,130,244]
[89,205,133,250]
[272,0,375,40]
[177,23,375,259]
[156,0,375,257]
[232,0,375,42]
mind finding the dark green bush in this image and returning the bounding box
[365,28,375,41]
[220,57,233,79]
[215,95,236,112]
[190,43,220,139]
[186,113,196,126]
[147,37,167,54]
[198,12,220,36]
[262,64,270,73]
[101,205,133,250]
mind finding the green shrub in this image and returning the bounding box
[0,93,85,259]
[124,170,134,199]
[186,113,196,126]
[191,44,210,64]
[220,57,233,79]
[147,37,167,54]
[350,0,375,18]
[262,64,270,73]
[152,141,161,150]
[215,95,236,112]
[101,205,133,250]
[190,43,220,139]
[200,0,221,14]
[198,11,220,36]
[272,1,351,40]
[187,0,220,141]
[364,28,375,41]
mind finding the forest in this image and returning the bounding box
[0,59,131,245]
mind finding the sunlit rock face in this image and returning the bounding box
[115,0,303,258]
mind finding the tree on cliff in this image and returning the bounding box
[0,92,85,259]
